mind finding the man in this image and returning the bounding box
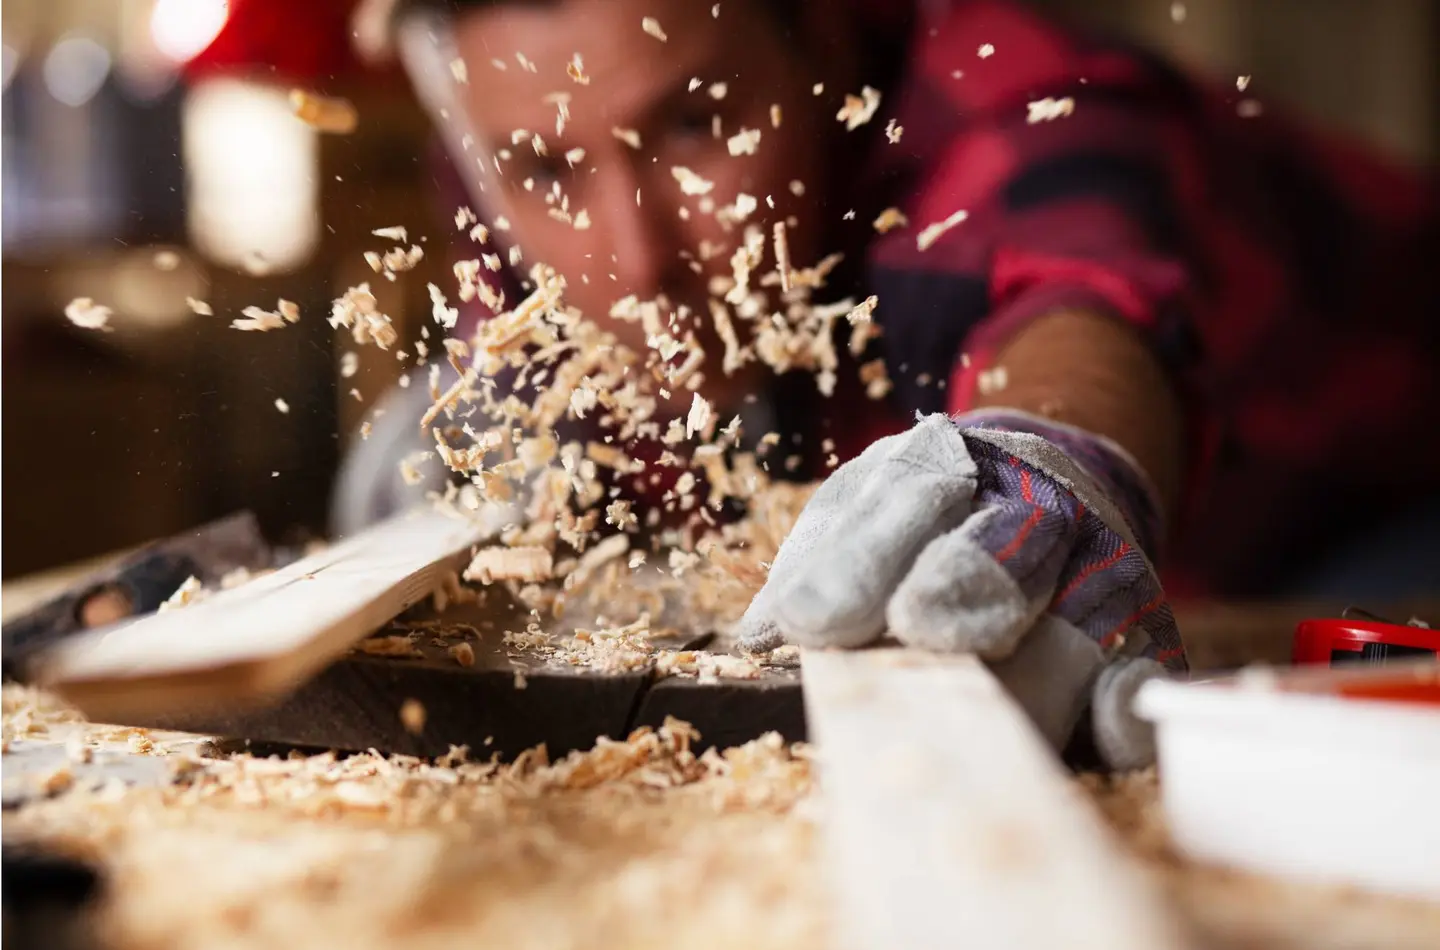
[335,0,1437,764]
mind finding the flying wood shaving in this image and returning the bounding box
[772,222,792,292]
[232,306,286,332]
[372,226,407,241]
[1026,96,1075,123]
[185,297,212,316]
[64,298,113,331]
[977,365,1009,395]
[686,393,712,439]
[289,89,357,134]
[464,546,554,584]
[708,82,727,100]
[428,283,458,329]
[567,52,589,84]
[916,209,969,251]
[671,166,715,196]
[727,128,761,156]
[884,118,903,142]
[859,359,892,399]
[641,16,668,41]
[835,86,881,130]
[612,127,642,149]
[873,207,908,233]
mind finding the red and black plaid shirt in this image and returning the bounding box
[828,0,1439,598]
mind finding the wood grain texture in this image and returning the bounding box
[801,649,1195,950]
[35,509,496,724]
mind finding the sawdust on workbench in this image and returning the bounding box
[7,686,1440,950]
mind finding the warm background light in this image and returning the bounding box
[150,0,229,64]
[183,77,320,274]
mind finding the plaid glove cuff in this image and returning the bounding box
[953,409,1165,559]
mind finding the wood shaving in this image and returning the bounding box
[185,297,213,316]
[727,128,761,157]
[977,365,1009,395]
[64,297,113,331]
[641,16,668,41]
[873,207,908,234]
[770,104,782,128]
[289,89,358,134]
[1026,96,1075,123]
[465,546,554,584]
[835,86,881,130]
[567,52,589,84]
[449,641,476,668]
[612,127,642,149]
[232,306,286,332]
[356,635,422,658]
[978,43,995,58]
[884,118,903,143]
[153,250,180,271]
[372,226,408,242]
[671,166,715,196]
[708,82,727,100]
[916,209,969,251]
[275,398,290,414]
[399,699,426,735]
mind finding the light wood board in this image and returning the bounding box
[801,649,1195,950]
[34,509,496,723]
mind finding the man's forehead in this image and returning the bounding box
[450,0,733,132]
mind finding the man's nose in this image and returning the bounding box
[591,157,679,298]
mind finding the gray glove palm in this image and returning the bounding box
[738,412,1186,769]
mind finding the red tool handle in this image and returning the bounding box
[1293,613,1440,667]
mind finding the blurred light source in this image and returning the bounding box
[184,78,319,274]
[151,0,229,64]
[43,35,113,107]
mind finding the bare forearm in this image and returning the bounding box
[973,310,1184,517]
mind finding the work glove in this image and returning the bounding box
[330,370,453,538]
[737,410,1186,769]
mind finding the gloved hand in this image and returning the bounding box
[330,370,453,537]
[737,410,1187,769]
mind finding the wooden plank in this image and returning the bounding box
[801,649,1194,950]
[35,509,496,724]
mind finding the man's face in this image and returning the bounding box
[448,0,831,403]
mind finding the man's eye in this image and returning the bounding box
[528,157,568,185]
[668,110,716,141]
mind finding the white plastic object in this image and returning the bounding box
[1135,663,1440,902]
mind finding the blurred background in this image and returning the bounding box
[1,0,1436,579]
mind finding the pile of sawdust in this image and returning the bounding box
[6,686,1440,950]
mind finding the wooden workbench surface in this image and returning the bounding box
[6,561,1438,949]
[5,685,1440,950]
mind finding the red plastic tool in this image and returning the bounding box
[1293,608,1439,667]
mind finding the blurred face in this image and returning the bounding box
[447,0,836,405]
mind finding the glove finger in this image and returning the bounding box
[1090,657,1166,770]
[887,474,1077,657]
[770,415,977,648]
[985,614,1106,753]
[1048,520,1185,672]
[734,427,915,652]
